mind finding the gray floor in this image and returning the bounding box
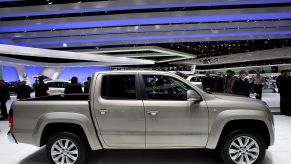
[1,93,290,164]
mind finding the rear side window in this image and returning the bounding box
[101,75,136,100]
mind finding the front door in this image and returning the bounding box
[142,74,208,148]
[93,74,145,148]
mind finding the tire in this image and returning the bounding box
[46,132,86,164]
[219,130,266,164]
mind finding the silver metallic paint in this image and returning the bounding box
[9,71,274,151]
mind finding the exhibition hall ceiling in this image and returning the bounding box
[1,0,291,65]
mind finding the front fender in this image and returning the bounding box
[206,109,274,149]
[33,112,102,150]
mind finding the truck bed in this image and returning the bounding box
[10,93,99,148]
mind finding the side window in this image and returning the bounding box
[143,75,196,100]
[101,75,137,100]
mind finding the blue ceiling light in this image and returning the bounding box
[16,30,291,46]
[0,39,16,45]
[1,12,291,33]
[8,24,291,39]
[1,0,291,18]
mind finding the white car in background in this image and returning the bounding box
[44,80,70,95]
[186,75,203,89]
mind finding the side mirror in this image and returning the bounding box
[187,90,202,102]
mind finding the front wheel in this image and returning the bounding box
[46,132,86,164]
[219,131,266,164]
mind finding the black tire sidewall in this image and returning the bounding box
[46,132,86,164]
[220,130,266,164]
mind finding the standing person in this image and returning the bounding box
[0,80,10,120]
[202,73,213,92]
[84,76,91,93]
[215,74,225,93]
[65,76,83,94]
[286,70,291,116]
[35,78,49,97]
[32,79,38,90]
[276,70,290,115]
[224,70,236,94]
[232,70,256,97]
[252,69,266,100]
[16,81,33,99]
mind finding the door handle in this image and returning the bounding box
[99,109,108,115]
[147,110,159,116]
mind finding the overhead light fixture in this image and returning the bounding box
[62,43,68,47]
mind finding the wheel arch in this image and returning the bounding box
[206,110,273,149]
[34,112,102,150]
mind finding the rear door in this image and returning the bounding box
[93,73,145,148]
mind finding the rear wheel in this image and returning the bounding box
[220,131,266,164]
[46,132,86,164]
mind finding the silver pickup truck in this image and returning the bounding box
[8,71,274,164]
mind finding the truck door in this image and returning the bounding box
[141,74,208,148]
[93,74,145,148]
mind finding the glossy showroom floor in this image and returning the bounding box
[1,93,291,164]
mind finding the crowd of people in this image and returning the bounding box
[202,69,291,116]
[0,76,92,120]
[202,69,266,98]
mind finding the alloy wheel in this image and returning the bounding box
[228,136,260,164]
[51,139,79,164]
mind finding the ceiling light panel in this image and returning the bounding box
[1,0,291,18]
[1,7,291,33]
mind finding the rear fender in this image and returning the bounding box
[34,112,102,150]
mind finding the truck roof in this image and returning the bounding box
[94,70,175,75]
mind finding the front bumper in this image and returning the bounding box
[7,131,18,144]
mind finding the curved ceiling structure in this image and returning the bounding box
[1,0,291,65]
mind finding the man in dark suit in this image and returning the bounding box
[0,80,10,120]
[16,81,33,99]
[65,76,83,94]
[232,70,255,97]
[35,78,49,97]
[276,70,290,115]
[84,76,91,93]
